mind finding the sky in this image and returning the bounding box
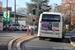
[0,0,62,11]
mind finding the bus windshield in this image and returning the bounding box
[42,14,60,22]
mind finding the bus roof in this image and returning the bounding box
[42,12,62,15]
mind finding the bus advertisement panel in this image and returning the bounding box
[41,21,52,30]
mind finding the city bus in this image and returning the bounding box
[38,12,66,40]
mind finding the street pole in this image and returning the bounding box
[69,3,71,31]
[54,3,55,12]
[37,0,39,31]
[6,0,8,24]
[37,0,39,18]
[14,0,16,24]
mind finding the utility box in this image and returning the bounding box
[30,27,35,35]
[0,16,3,31]
[0,22,3,31]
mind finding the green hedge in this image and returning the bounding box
[66,31,75,32]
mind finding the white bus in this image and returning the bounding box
[38,12,66,40]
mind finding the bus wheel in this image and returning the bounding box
[39,37,45,40]
[39,37,42,40]
[62,36,65,39]
[58,39,63,41]
[42,38,45,40]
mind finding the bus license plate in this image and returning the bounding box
[47,32,53,34]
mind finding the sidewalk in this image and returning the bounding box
[70,36,75,47]
[10,34,38,50]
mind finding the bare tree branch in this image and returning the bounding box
[17,8,27,14]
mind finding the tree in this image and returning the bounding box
[58,3,75,25]
[17,8,27,14]
[26,0,51,16]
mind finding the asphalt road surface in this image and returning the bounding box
[0,30,37,34]
[0,31,27,34]
[21,32,75,50]
[0,31,27,50]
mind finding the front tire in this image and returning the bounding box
[39,37,45,40]
[57,38,63,41]
[3,29,5,31]
[5,29,8,31]
[62,36,65,39]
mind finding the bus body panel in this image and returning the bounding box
[38,22,62,38]
[38,12,66,39]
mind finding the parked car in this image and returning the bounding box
[3,24,13,31]
[19,24,24,31]
[12,24,24,31]
[12,24,20,31]
[22,25,37,31]
[22,25,30,31]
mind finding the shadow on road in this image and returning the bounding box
[0,36,12,37]
[0,45,8,50]
[0,31,27,34]
[49,37,70,43]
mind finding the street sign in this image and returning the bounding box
[3,11,10,25]
[36,19,39,23]
[56,4,57,6]
[4,11,10,18]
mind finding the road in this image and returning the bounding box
[0,31,27,34]
[0,31,37,34]
[0,31,27,50]
[21,32,75,50]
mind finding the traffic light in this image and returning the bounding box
[33,19,35,22]
[33,9,36,15]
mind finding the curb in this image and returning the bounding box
[8,36,25,50]
[16,36,37,50]
[70,37,75,47]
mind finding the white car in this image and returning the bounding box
[12,24,24,31]
[22,25,37,31]
[22,25,30,31]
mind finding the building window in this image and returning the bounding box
[74,0,75,2]
[63,0,66,3]
[67,0,72,3]
[67,0,70,1]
